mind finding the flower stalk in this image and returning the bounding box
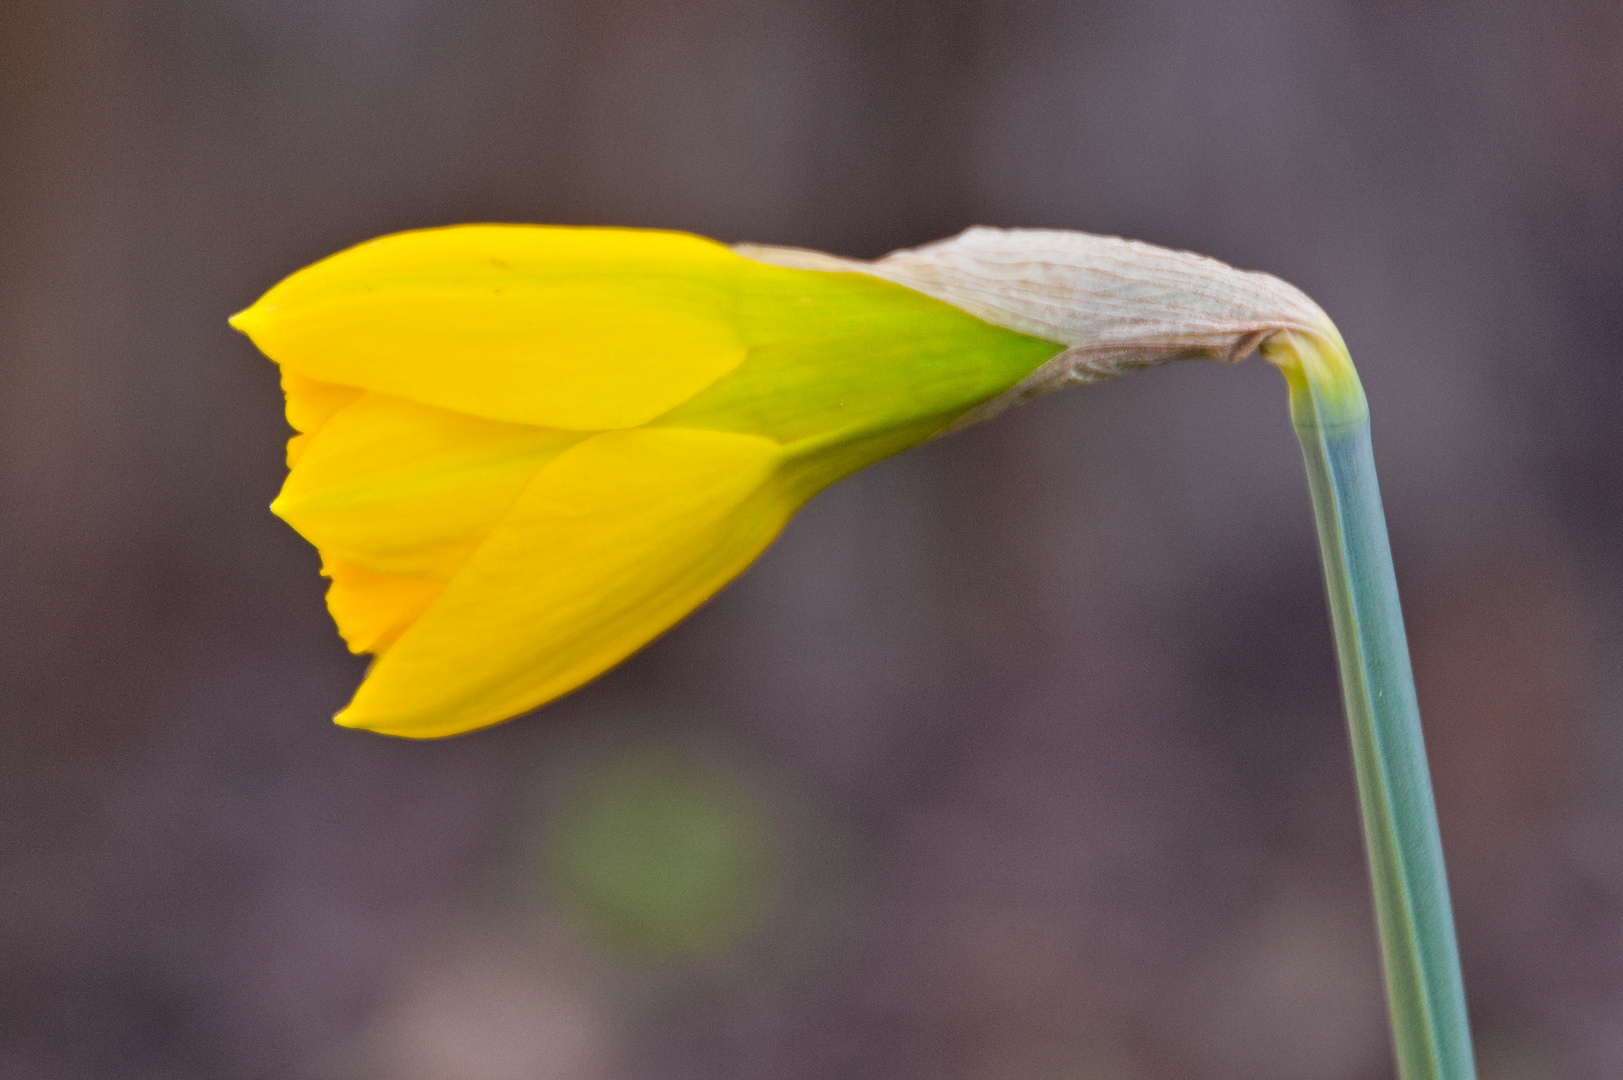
[1264,330,1478,1080]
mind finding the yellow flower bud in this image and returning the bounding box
[234,224,1331,738]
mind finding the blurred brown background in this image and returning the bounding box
[3,1,1621,1078]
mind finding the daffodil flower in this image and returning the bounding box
[232,225,1333,738]
[236,223,1480,1080]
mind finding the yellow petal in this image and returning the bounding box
[281,369,364,433]
[232,226,748,429]
[286,432,312,468]
[321,557,445,655]
[335,427,791,738]
[273,392,586,580]
[281,370,365,467]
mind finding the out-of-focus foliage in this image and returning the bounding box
[544,749,776,961]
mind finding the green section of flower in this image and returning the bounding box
[657,267,1062,449]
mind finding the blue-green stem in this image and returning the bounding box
[1262,330,1477,1080]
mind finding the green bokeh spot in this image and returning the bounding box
[545,749,777,962]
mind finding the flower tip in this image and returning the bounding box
[331,702,402,736]
[331,707,368,731]
[331,704,467,740]
[227,304,269,337]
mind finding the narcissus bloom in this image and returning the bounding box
[233,225,1333,737]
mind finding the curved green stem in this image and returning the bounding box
[1262,330,1477,1080]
